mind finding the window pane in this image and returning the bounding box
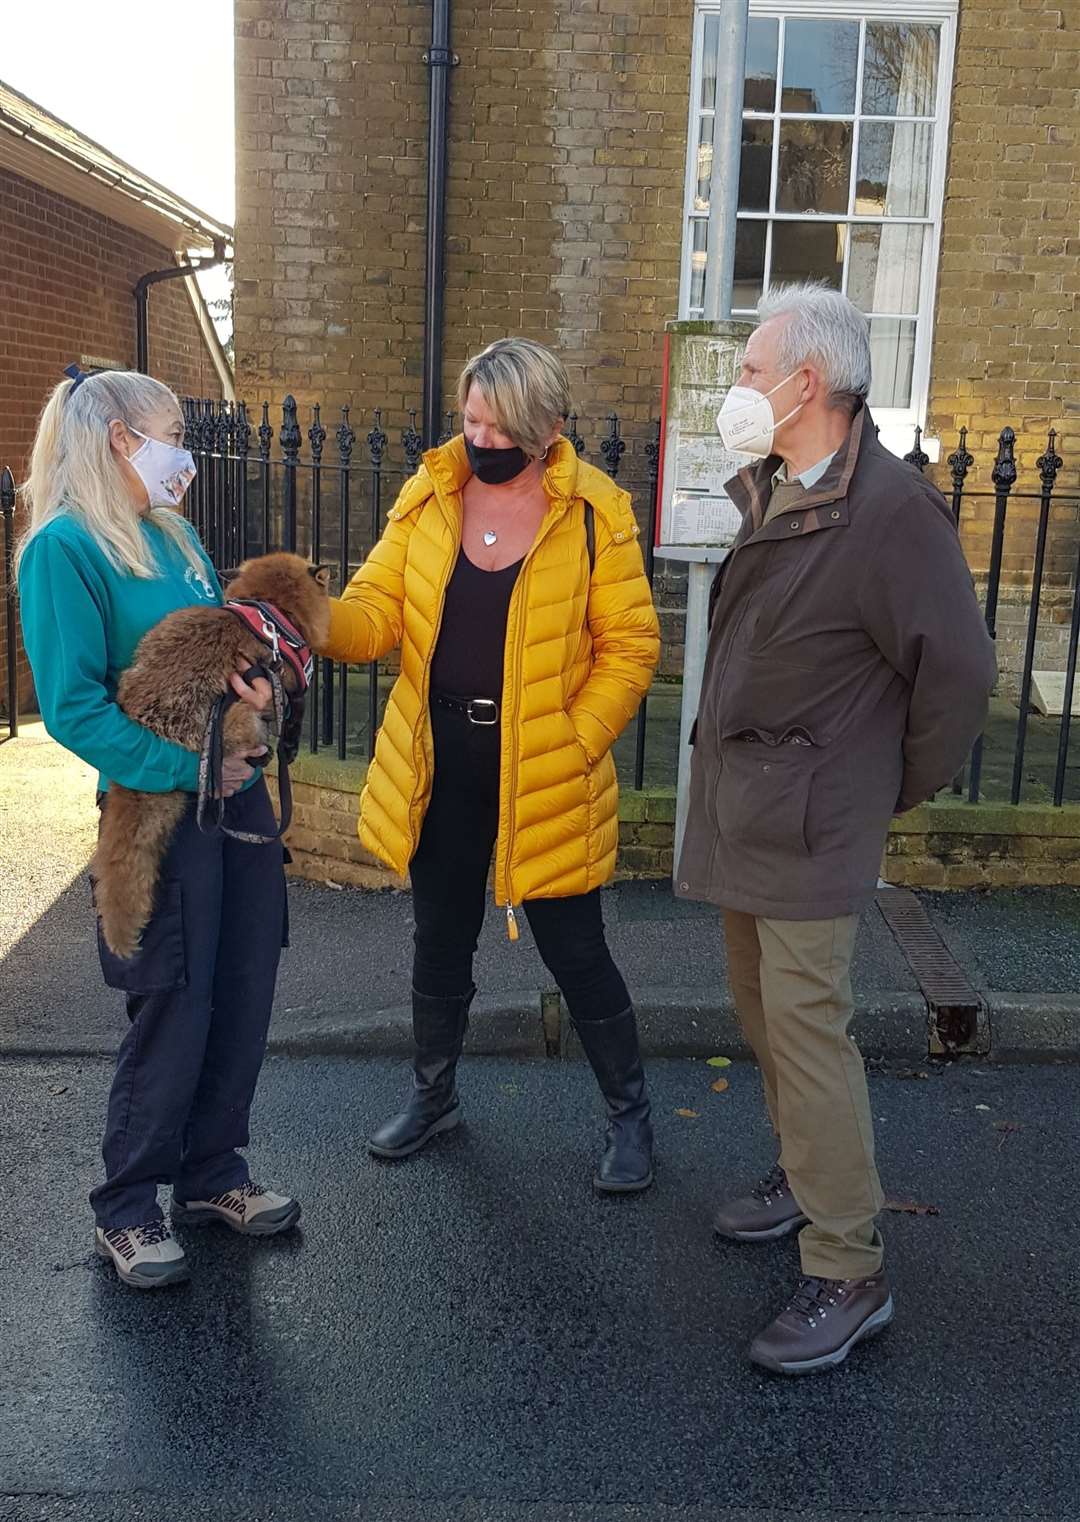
[777,121,852,214]
[771,220,847,289]
[701,14,720,112]
[848,225,925,314]
[695,116,714,212]
[863,23,939,116]
[734,220,767,309]
[856,122,932,217]
[689,220,708,311]
[744,17,779,112]
[869,319,916,408]
[781,19,859,115]
[738,120,773,211]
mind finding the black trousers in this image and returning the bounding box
[91,780,286,1228]
[409,703,630,1023]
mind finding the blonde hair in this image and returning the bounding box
[457,338,573,459]
[14,370,205,579]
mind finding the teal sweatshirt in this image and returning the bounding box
[18,511,227,794]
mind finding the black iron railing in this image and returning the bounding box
[2,409,1077,807]
[178,398,661,786]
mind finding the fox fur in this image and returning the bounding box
[92,553,331,960]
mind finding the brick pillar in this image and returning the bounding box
[234,0,693,429]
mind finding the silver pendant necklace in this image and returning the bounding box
[479,494,530,548]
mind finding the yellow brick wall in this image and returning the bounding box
[271,769,1080,892]
[928,0,1079,580]
[234,0,694,434]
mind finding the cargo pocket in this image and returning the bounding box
[93,877,188,994]
[281,888,291,950]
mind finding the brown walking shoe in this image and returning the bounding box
[749,1270,894,1375]
[712,1163,809,1242]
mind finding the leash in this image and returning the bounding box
[196,598,314,845]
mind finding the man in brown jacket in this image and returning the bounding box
[677,284,997,1375]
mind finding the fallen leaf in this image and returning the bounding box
[974,1104,991,1112]
[884,1198,940,1217]
[710,1078,729,1094]
[49,1085,68,1096]
[706,1056,732,1069]
[674,1108,699,1119]
[896,1069,930,1080]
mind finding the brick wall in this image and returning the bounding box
[267,756,679,887]
[234,0,692,435]
[0,167,225,715]
[270,760,1080,892]
[928,0,1079,587]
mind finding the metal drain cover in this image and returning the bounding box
[875,888,990,1056]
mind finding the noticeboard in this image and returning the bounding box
[656,318,756,551]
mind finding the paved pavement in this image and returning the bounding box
[2,1054,1077,1521]
[5,722,1080,1063]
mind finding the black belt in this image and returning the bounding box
[431,691,500,726]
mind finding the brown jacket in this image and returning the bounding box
[676,406,997,920]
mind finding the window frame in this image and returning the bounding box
[679,0,958,447]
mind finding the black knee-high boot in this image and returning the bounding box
[574,1006,654,1193]
[368,986,474,1159]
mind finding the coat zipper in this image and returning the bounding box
[497,498,567,940]
[408,503,462,863]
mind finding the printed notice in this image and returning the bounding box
[658,321,755,549]
[666,492,743,547]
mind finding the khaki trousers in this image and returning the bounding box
[723,910,884,1280]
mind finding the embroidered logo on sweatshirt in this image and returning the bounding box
[185,565,216,602]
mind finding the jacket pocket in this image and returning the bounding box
[94,877,188,994]
[714,737,813,859]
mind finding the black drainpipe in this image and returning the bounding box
[421,2,457,448]
[135,238,228,373]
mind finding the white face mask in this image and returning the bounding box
[715,373,805,459]
[126,427,197,507]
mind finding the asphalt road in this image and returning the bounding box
[2,1054,1077,1522]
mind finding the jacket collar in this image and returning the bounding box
[420,434,614,519]
[728,404,873,541]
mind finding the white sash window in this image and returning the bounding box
[681,0,957,447]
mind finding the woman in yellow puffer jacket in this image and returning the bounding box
[320,338,661,1191]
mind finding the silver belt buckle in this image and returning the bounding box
[466,698,498,726]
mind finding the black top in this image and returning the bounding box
[430,549,524,702]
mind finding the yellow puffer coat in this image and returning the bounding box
[320,435,660,931]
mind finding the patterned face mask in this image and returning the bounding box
[125,427,197,507]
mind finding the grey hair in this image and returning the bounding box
[756,283,872,416]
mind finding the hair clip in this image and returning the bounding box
[63,363,92,393]
[63,363,114,394]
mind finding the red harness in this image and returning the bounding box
[225,598,314,694]
[196,598,315,845]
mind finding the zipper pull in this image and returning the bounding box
[506,904,520,942]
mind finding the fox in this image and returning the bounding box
[92,552,331,959]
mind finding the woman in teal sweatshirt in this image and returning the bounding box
[17,368,301,1289]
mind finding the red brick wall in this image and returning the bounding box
[0,168,226,717]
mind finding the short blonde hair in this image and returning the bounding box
[457,338,573,459]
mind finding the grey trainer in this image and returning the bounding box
[95,1221,190,1290]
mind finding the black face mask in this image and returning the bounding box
[465,436,530,485]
